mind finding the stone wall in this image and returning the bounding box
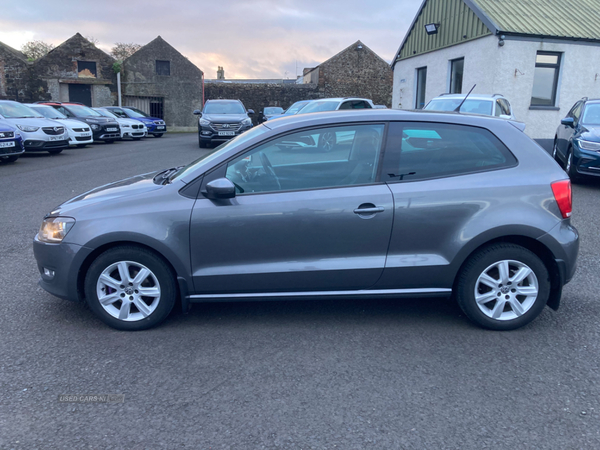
[0,43,49,102]
[319,41,393,107]
[122,36,204,128]
[204,82,322,124]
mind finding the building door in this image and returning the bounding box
[68,84,92,106]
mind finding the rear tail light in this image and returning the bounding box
[551,179,572,219]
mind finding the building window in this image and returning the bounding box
[77,61,97,78]
[415,67,427,109]
[449,58,464,94]
[531,52,561,106]
[156,60,171,76]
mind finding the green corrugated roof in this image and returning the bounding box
[470,0,600,40]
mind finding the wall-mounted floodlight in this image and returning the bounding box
[424,23,440,35]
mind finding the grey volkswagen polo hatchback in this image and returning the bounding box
[33,110,578,331]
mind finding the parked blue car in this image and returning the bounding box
[102,106,167,137]
[0,121,25,163]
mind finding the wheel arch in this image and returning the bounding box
[452,234,562,310]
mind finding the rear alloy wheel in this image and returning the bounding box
[0,155,19,163]
[84,247,176,331]
[456,244,550,330]
[565,148,580,183]
[318,131,337,152]
[48,149,63,155]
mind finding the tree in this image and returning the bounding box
[86,36,99,45]
[21,40,54,61]
[110,42,142,61]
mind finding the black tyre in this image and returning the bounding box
[318,131,337,152]
[105,140,115,144]
[565,148,580,183]
[133,137,141,141]
[48,149,63,155]
[552,139,562,167]
[153,133,163,138]
[456,243,550,331]
[0,154,20,163]
[199,135,207,148]
[76,144,87,148]
[84,246,177,331]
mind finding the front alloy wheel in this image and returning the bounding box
[457,244,550,330]
[85,246,176,330]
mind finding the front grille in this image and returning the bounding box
[75,136,90,141]
[132,124,142,129]
[42,127,65,136]
[211,123,242,132]
[45,140,68,148]
[0,131,15,139]
[72,127,90,132]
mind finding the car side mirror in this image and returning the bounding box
[205,178,236,199]
[247,109,255,115]
[499,114,511,120]
[193,110,202,117]
[561,117,575,127]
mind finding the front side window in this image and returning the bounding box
[531,52,561,106]
[570,101,583,124]
[415,67,427,109]
[156,60,171,76]
[225,124,385,194]
[449,58,464,94]
[382,122,516,182]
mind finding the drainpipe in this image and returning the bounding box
[117,71,122,107]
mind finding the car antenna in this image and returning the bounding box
[454,84,476,112]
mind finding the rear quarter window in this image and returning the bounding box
[382,122,517,182]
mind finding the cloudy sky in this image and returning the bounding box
[1,0,420,79]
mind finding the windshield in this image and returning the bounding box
[94,109,117,119]
[67,104,103,117]
[170,125,268,182]
[204,102,246,115]
[264,107,283,115]
[582,104,600,125]
[284,101,310,115]
[298,101,340,114]
[0,102,43,119]
[29,105,67,119]
[425,99,493,116]
[123,107,149,118]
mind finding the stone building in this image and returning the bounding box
[33,33,117,106]
[302,41,393,106]
[122,36,204,128]
[0,42,43,102]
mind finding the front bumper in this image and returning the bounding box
[33,237,92,302]
[91,125,120,141]
[199,124,252,143]
[24,139,70,151]
[146,123,167,134]
[573,145,600,177]
[122,129,146,139]
[0,139,25,157]
[68,131,93,146]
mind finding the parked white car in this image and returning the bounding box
[94,108,147,140]
[424,93,516,120]
[27,104,93,148]
[0,101,69,154]
[298,97,376,114]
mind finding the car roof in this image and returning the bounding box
[430,94,504,101]
[205,99,243,103]
[308,98,371,103]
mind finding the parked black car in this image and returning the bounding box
[40,102,120,143]
[553,97,600,181]
[258,106,284,123]
[193,99,254,148]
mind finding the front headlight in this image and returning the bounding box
[577,139,600,152]
[38,217,75,243]
[242,118,252,126]
[90,124,100,130]
[199,118,211,126]
[16,124,40,132]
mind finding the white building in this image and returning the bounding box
[391,0,600,148]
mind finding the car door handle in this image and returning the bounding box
[354,206,385,215]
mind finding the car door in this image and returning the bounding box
[557,102,581,160]
[373,121,518,291]
[189,123,394,295]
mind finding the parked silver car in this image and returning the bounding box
[0,101,69,154]
[425,93,516,120]
[33,110,578,331]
